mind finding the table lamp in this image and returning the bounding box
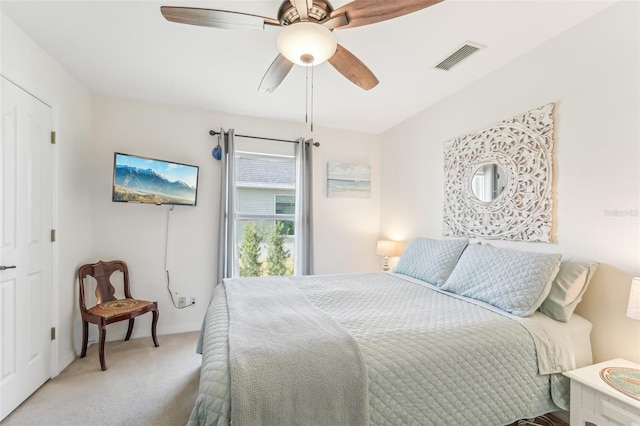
[376,240,399,271]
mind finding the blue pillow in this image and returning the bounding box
[440,244,562,317]
[394,238,469,286]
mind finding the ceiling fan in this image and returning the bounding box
[161,0,443,93]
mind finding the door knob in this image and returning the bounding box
[0,265,16,270]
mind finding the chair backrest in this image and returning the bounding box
[78,260,131,310]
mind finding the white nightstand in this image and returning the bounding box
[564,358,640,426]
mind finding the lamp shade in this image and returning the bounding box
[627,277,640,320]
[376,240,399,257]
[277,22,337,66]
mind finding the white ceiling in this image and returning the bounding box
[1,0,615,134]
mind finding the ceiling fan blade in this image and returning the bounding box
[328,44,379,91]
[258,55,295,93]
[161,6,280,31]
[321,13,349,30]
[290,0,311,21]
[329,0,443,29]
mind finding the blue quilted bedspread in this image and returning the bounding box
[188,272,571,426]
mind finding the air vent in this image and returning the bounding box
[435,42,484,71]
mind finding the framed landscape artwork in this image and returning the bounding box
[327,162,371,199]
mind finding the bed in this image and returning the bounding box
[188,239,596,426]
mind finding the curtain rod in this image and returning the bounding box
[209,130,320,147]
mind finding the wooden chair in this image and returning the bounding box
[78,260,159,371]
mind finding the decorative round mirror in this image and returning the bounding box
[442,103,554,242]
[470,163,507,202]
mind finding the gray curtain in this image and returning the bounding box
[294,138,314,275]
[217,128,237,282]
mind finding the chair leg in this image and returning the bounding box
[99,324,107,371]
[125,319,134,341]
[151,307,159,347]
[80,320,89,358]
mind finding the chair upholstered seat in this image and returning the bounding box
[78,260,159,371]
[88,298,155,319]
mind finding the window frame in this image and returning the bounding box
[234,150,296,277]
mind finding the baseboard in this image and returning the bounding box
[56,349,76,377]
[135,323,202,338]
[58,324,202,377]
[85,323,203,345]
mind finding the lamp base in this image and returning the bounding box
[382,256,390,272]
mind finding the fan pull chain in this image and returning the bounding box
[303,58,314,132]
[305,63,309,126]
[310,63,314,132]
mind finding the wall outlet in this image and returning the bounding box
[190,296,196,305]
[178,296,187,308]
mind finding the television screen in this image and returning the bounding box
[112,152,199,206]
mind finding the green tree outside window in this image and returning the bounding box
[266,221,291,276]
[238,222,264,277]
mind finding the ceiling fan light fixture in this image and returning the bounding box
[277,22,337,66]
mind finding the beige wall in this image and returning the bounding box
[91,96,382,342]
[2,10,382,371]
[380,1,640,363]
[5,0,638,376]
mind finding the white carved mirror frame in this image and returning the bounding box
[442,103,555,243]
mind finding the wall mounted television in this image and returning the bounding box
[112,152,199,206]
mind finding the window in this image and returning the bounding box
[235,152,295,277]
[275,194,295,236]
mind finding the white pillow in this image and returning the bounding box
[540,260,598,322]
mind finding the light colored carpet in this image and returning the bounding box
[2,330,569,426]
[1,332,201,426]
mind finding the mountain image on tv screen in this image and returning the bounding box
[113,153,199,206]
